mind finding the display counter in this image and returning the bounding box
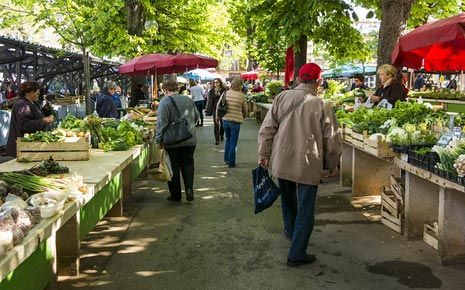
[395,158,465,264]
[0,141,154,290]
[341,139,465,264]
[340,141,401,196]
[247,102,272,122]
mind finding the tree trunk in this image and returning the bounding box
[246,27,255,71]
[125,0,146,104]
[82,49,92,115]
[125,0,145,36]
[377,0,414,69]
[294,35,308,79]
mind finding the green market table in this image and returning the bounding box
[0,140,155,290]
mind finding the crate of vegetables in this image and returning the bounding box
[364,134,398,158]
[16,131,90,162]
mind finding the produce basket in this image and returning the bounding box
[17,136,90,162]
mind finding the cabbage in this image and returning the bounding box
[386,128,406,143]
[368,133,385,141]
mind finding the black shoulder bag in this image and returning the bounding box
[162,96,193,146]
[217,92,228,118]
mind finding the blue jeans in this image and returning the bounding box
[278,178,318,261]
[222,120,241,167]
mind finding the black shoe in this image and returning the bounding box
[195,124,201,127]
[287,254,316,267]
[166,196,181,202]
[215,141,220,145]
[186,189,194,201]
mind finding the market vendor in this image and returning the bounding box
[370,64,406,106]
[96,80,120,119]
[5,81,55,157]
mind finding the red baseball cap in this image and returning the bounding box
[298,63,322,81]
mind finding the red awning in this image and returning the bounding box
[392,13,465,71]
[240,70,259,80]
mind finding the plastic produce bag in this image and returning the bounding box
[377,99,393,110]
[252,166,281,214]
[148,149,172,182]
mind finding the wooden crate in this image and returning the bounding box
[343,126,353,142]
[381,187,402,216]
[364,135,398,158]
[390,175,405,203]
[381,207,402,233]
[380,187,403,234]
[54,96,80,104]
[423,222,438,250]
[17,136,90,162]
[351,131,365,149]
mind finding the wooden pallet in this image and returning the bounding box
[364,135,398,158]
[17,136,90,162]
[423,222,438,250]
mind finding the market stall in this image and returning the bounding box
[0,142,155,290]
[0,112,157,289]
[395,158,465,264]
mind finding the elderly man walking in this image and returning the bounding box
[257,63,343,267]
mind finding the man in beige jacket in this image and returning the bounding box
[257,63,343,267]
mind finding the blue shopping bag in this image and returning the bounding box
[252,166,281,214]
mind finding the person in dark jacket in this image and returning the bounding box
[96,81,119,119]
[129,84,146,107]
[6,81,55,157]
[370,64,406,107]
[205,78,227,145]
[350,74,368,90]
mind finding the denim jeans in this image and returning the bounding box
[222,120,241,167]
[165,146,196,200]
[278,178,318,261]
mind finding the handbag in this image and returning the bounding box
[217,92,227,118]
[252,166,281,214]
[162,96,193,146]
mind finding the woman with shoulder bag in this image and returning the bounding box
[155,74,200,202]
[205,78,227,145]
[216,77,248,168]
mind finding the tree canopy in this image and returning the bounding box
[1,0,465,80]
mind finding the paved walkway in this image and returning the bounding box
[57,116,465,290]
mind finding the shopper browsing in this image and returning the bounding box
[257,63,343,267]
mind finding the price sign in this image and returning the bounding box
[437,132,453,147]
[453,127,462,139]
